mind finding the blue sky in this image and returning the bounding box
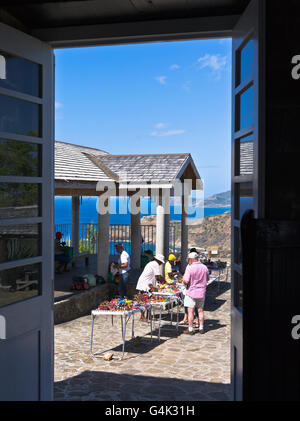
[55,38,232,198]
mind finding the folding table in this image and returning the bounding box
[209,266,228,292]
[90,306,152,360]
[150,295,181,342]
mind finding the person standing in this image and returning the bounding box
[182,251,209,335]
[115,243,131,298]
[164,253,178,284]
[54,232,72,273]
[141,249,154,268]
[144,249,154,262]
[136,253,165,321]
[178,248,199,326]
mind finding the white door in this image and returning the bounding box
[0,23,54,400]
[231,0,264,401]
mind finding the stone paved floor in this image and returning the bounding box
[54,274,231,401]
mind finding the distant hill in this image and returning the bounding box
[195,190,231,208]
[184,211,231,256]
[141,210,231,257]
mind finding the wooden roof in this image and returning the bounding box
[93,153,192,183]
[240,140,253,175]
[54,140,201,195]
[55,140,110,182]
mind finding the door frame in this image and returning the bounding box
[47,2,262,401]
[1,1,263,401]
[0,23,54,400]
[231,0,266,400]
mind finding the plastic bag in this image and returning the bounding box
[83,274,96,287]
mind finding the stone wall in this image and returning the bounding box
[54,282,118,325]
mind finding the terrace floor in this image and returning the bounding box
[54,254,140,303]
[54,255,98,302]
[54,270,231,401]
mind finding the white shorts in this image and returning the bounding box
[184,294,205,309]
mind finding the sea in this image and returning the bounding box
[55,197,230,225]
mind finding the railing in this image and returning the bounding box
[55,223,176,256]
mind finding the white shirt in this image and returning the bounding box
[136,260,161,292]
[118,250,131,274]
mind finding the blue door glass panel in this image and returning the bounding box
[0,51,41,97]
[239,86,254,130]
[0,95,41,137]
[240,40,254,83]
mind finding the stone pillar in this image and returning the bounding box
[181,195,188,273]
[130,197,141,270]
[97,206,110,281]
[71,195,80,255]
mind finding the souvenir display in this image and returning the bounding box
[97,296,151,312]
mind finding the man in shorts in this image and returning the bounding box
[182,252,209,335]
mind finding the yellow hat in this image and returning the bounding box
[168,253,176,261]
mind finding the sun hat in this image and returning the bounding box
[188,252,199,259]
[168,253,176,261]
[154,253,165,264]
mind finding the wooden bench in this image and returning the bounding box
[71,253,90,267]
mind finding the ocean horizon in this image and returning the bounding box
[55,197,231,225]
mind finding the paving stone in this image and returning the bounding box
[54,270,231,401]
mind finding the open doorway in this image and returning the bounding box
[53,38,233,401]
[4,0,285,402]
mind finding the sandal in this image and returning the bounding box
[178,320,188,325]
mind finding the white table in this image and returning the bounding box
[208,266,228,292]
[153,286,186,306]
[150,296,181,341]
[207,274,218,286]
[90,307,152,360]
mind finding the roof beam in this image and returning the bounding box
[32,14,238,48]
[85,153,120,182]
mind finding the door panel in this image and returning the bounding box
[231,0,263,401]
[0,23,54,401]
[0,330,40,401]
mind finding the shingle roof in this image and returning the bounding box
[55,141,200,185]
[240,141,253,175]
[93,153,191,182]
[55,141,110,182]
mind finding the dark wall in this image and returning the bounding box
[243,0,300,401]
[265,0,300,220]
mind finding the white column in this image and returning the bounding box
[163,195,170,259]
[156,201,165,257]
[155,190,170,258]
[97,207,110,280]
[71,195,79,255]
[181,195,189,273]
[130,197,141,270]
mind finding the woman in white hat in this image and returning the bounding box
[136,253,165,321]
